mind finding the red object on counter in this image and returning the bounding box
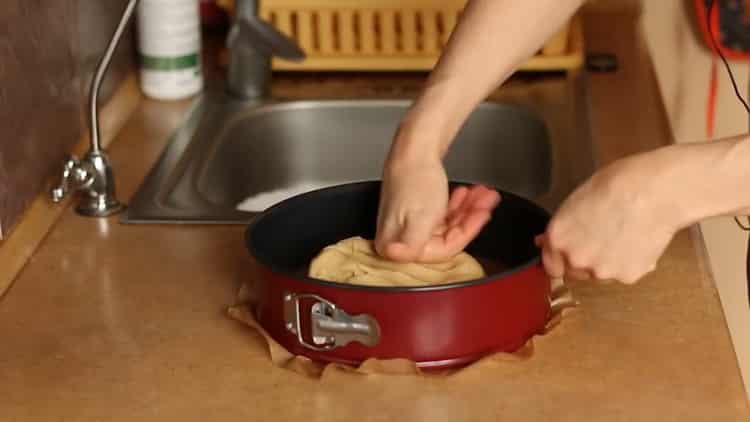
[199,0,227,28]
[245,181,552,369]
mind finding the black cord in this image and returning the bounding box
[707,0,750,113]
[706,0,750,230]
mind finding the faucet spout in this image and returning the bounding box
[50,0,137,216]
[226,0,305,99]
[89,0,139,153]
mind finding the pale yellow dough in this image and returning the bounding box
[308,236,486,287]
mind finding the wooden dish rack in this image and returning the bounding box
[216,0,583,74]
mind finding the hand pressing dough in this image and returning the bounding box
[308,236,486,287]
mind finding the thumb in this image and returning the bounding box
[386,211,442,262]
[374,220,399,258]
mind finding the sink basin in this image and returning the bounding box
[200,100,550,206]
[123,85,590,224]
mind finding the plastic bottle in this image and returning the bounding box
[136,0,203,100]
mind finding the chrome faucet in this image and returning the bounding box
[51,0,138,216]
[225,0,305,99]
[51,0,303,216]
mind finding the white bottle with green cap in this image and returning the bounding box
[136,0,203,100]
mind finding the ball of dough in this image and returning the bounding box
[308,236,486,287]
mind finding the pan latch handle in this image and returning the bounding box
[283,293,381,351]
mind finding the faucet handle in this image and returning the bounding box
[227,16,305,62]
[51,155,92,203]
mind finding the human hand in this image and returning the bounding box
[535,154,681,284]
[374,155,501,263]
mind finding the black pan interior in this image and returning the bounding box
[246,181,550,281]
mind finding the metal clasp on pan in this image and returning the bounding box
[283,293,381,351]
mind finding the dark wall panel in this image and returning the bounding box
[0,0,135,238]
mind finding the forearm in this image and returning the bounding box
[644,135,750,228]
[390,0,585,163]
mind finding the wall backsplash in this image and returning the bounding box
[0,0,135,239]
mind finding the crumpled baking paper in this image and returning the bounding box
[227,274,577,379]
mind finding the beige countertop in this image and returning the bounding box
[641,2,750,400]
[1,5,749,421]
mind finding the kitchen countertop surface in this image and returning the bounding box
[2,5,749,421]
[641,1,750,401]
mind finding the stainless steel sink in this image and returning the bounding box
[123,83,592,224]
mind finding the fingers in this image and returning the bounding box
[420,186,501,262]
[377,184,502,263]
[432,223,448,237]
[538,234,592,283]
[446,185,500,227]
[374,184,395,256]
[536,232,651,285]
[422,209,492,262]
[471,185,503,209]
[540,240,566,279]
[374,211,402,258]
[381,241,422,263]
[381,197,448,262]
[374,179,438,259]
[447,186,469,214]
[566,268,592,281]
[434,186,473,237]
[395,211,442,262]
[379,221,435,263]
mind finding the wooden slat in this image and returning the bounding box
[379,9,397,54]
[400,10,417,54]
[420,10,439,54]
[258,7,272,21]
[221,1,584,73]
[274,8,294,38]
[317,10,336,54]
[261,0,467,7]
[269,14,584,72]
[359,10,376,54]
[338,9,356,54]
[271,54,582,72]
[273,55,439,70]
[296,10,315,52]
[542,24,570,56]
[441,11,457,46]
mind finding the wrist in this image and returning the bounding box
[634,143,733,231]
[386,83,474,166]
[387,121,445,165]
[386,106,453,170]
[608,149,694,234]
[689,135,750,220]
[647,147,701,231]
